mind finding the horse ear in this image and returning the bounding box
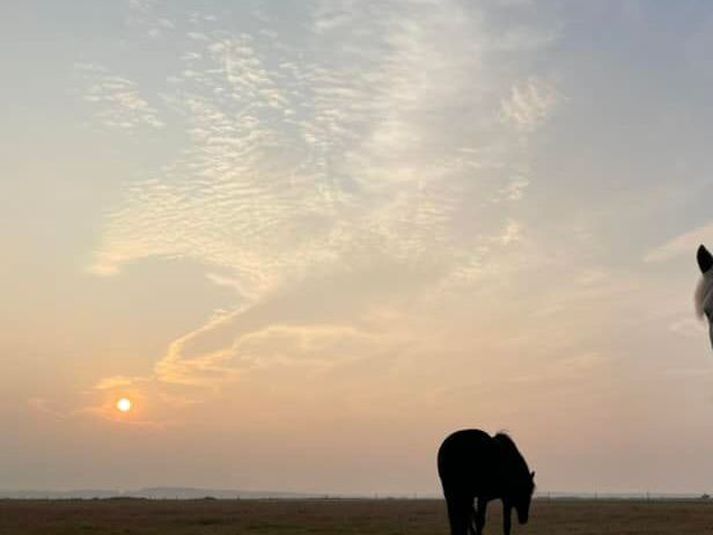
[530,470,535,479]
[698,245,713,274]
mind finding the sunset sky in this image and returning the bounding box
[3,0,713,495]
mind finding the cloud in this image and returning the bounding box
[498,220,523,245]
[501,77,559,132]
[155,321,396,386]
[81,1,560,395]
[89,1,554,287]
[94,375,151,390]
[497,175,530,201]
[644,221,713,263]
[669,316,706,338]
[27,397,69,421]
[75,63,164,131]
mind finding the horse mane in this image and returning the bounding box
[695,271,713,318]
[494,432,530,473]
[493,432,520,453]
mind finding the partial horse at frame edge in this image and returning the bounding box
[696,244,713,350]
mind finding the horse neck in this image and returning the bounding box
[494,435,528,487]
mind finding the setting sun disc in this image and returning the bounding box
[116,398,133,413]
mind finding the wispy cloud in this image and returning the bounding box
[88,1,557,282]
[644,221,713,263]
[94,375,151,391]
[75,63,165,131]
[80,0,560,399]
[27,397,70,421]
[501,77,559,132]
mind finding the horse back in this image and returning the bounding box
[437,429,502,499]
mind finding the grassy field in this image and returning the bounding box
[1,498,713,534]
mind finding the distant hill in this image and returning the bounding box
[0,487,325,500]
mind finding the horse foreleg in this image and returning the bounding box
[474,497,487,535]
[502,503,511,535]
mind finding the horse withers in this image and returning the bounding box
[437,429,534,535]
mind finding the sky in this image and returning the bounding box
[2,0,713,496]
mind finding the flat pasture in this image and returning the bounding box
[1,498,713,534]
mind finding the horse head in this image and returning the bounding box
[514,470,535,524]
[696,244,713,350]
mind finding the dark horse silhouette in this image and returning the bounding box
[437,429,535,535]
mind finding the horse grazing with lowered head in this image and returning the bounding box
[438,429,534,535]
[696,244,713,350]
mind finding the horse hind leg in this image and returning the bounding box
[468,505,477,535]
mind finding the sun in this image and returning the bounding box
[116,398,133,413]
